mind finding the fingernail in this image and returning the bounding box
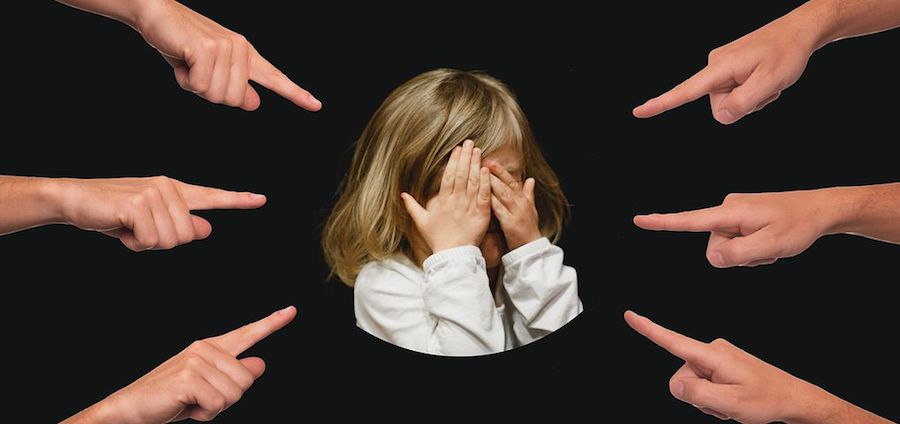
[711,251,725,267]
[464,139,473,148]
[673,380,685,398]
[279,306,294,314]
[250,193,266,200]
[719,109,735,123]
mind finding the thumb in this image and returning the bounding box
[239,357,266,379]
[191,215,213,240]
[711,228,782,267]
[671,377,735,415]
[716,69,783,124]
[400,193,426,223]
[523,177,536,202]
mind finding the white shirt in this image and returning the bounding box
[354,237,582,356]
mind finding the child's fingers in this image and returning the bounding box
[478,167,491,209]
[523,178,536,202]
[491,194,510,220]
[455,140,474,194]
[467,147,482,199]
[487,161,520,190]
[489,174,515,208]
[400,193,427,223]
[440,146,461,196]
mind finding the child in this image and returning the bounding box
[323,69,581,356]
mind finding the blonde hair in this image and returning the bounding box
[323,69,568,286]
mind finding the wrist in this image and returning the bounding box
[39,178,73,226]
[123,0,169,32]
[506,232,542,251]
[62,395,121,424]
[781,379,849,424]
[818,186,871,236]
[797,0,845,50]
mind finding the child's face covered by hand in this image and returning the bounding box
[403,141,540,270]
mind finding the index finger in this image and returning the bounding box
[633,205,737,233]
[177,181,268,211]
[624,310,719,370]
[249,47,322,111]
[487,161,519,189]
[209,306,297,357]
[632,66,724,118]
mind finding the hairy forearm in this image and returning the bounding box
[55,0,160,28]
[824,183,900,244]
[0,176,64,236]
[785,381,894,424]
[798,0,900,49]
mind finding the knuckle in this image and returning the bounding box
[722,192,744,204]
[176,367,197,384]
[187,340,209,353]
[231,34,248,45]
[225,390,243,405]
[212,395,227,412]
[199,38,218,52]
[236,374,254,390]
[215,37,231,50]
[710,337,731,348]
[182,352,204,368]
[159,238,179,250]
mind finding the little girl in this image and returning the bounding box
[323,69,581,356]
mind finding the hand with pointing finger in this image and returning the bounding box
[57,0,322,111]
[62,306,297,424]
[0,175,266,251]
[623,310,892,424]
[633,0,900,124]
[634,184,900,268]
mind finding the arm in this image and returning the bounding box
[62,306,297,424]
[633,0,900,124]
[354,249,505,356]
[501,238,582,342]
[55,0,321,111]
[393,140,505,355]
[1,175,265,250]
[486,162,582,342]
[0,176,64,235]
[623,311,893,424]
[634,183,900,268]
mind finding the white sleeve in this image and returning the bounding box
[354,247,505,356]
[501,237,582,344]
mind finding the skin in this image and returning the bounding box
[401,140,542,279]
[0,175,266,251]
[63,306,297,424]
[633,0,900,124]
[624,311,892,423]
[634,183,900,267]
[57,0,322,111]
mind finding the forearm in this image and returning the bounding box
[55,0,160,29]
[785,381,894,424]
[423,247,505,355]
[798,0,900,49]
[0,176,65,236]
[824,183,900,244]
[502,239,582,332]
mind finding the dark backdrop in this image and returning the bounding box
[5,1,897,422]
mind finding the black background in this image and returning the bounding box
[5,1,898,422]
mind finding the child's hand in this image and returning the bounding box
[487,162,542,250]
[401,140,491,253]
